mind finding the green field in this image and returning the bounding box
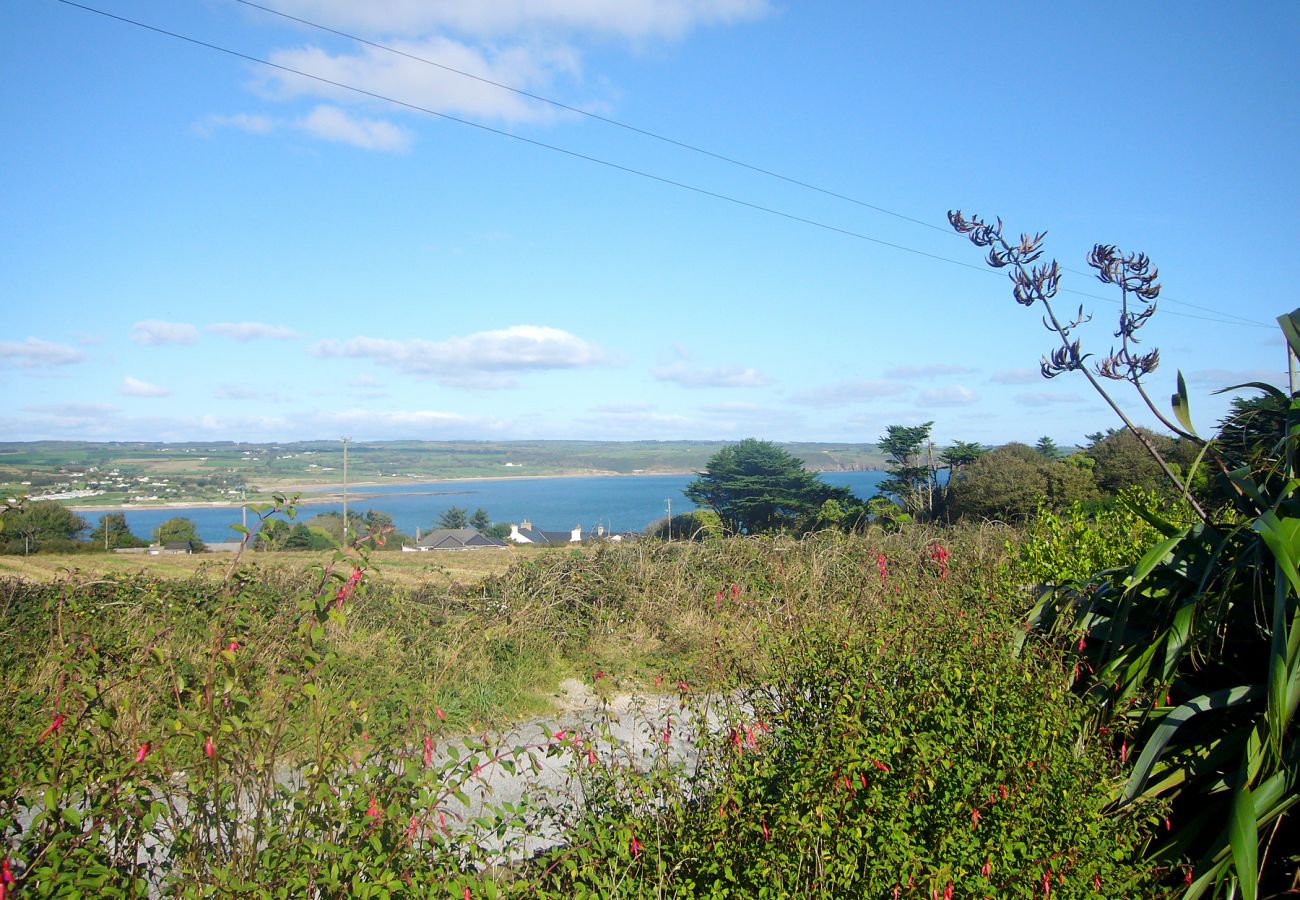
[0,439,886,506]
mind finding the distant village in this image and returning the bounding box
[401,519,636,552]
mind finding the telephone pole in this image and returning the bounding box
[665,498,672,540]
[341,436,350,541]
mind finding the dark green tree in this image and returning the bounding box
[1035,435,1061,458]
[685,438,851,534]
[89,512,146,550]
[438,506,468,529]
[284,523,315,550]
[1087,427,1180,495]
[945,443,1098,521]
[153,516,205,551]
[0,501,88,553]
[877,422,936,515]
[470,507,491,532]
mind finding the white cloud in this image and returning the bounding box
[990,369,1040,385]
[791,380,910,407]
[0,337,85,368]
[651,361,768,389]
[315,408,504,436]
[262,42,579,127]
[312,324,604,387]
[1186,368,1286,388]
[590,401,654,413]
[130,320,199,346]
[297,104,412,152]
[263,0,771,40]
[206,321,302,341]
[917,385,978,407]
[1015,391,1087,407]
[882,363,977,379]
[22,402,119,417]
[120,376,171,397]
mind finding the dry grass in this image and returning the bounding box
[0,544,564,587]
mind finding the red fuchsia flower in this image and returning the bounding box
[662,717,673,745]
[204,735,215,759]
[629,834,642,857]
[366,795,381,820]
[1042,870,1052,897]
[714,590,723,607]
[676,679,689,694]
[464,888,472,900]
[981,858,992,878]
[552,728,567,741]
[593,670,607,680]
[1165,816,1172,831]
[587,747,596,765]
[1093,875,1102,891]
[1120,739,1128,763]
[227,640,240,652]
[876,553,888,581]
[438,811,448,833]
[859,772,867,789]
[436,705,446,722]
[2,857,13,885]
[1184,868,1193,886]
[423,735,435,767]
[731,583,740,598]
[971,808,982,826]
[761,820,770,840]
[873,760,890,773]
[1077,633,1086,652]
[405,815,420,839]
[999,784,1008,799]
[928,544,950,578]
[653,675,663,687]
[37,713,66,742]
[135,741,151,763]
[943,881,954,900]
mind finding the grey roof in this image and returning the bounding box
[414,528,507,550]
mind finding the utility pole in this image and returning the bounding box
[665,498,672,540]
[342,436,350,542]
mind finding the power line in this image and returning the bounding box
[230,0,1270,329]
[50,0,1272,330]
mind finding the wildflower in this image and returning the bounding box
[972,807,982,826]
[227,640,240,652]
[587,747,596,765]
[981,858,991,878]
[676,679,689,693]
[629,834,642,857]
[1165,816,1171,831]
[1042,869,1052,897]
[1093,875,1102,891]
[873,760,890,773]
[464,888,472,900]
[438,810,448,833]
[1076,633,1086,652]
[552,728,567,741]
[204,735,215,759]
[593,670,606,680]
[944,881,954,900]
[135,741,151,763]
[37,713,65,742]
[859,772,867,789]
[1184,868,1193,886]
[999,784,1007,799]
[761,820,770,840]
[731,583,740,598]
[405,815,420,839]
[876,553,888,581]
[366,795,381,820]
[436,705,446,721]
[1120,739,1128,764]
[653,675,663,687]
[715,590,723,606]
[424,735,435,767]
[928,543,950,578]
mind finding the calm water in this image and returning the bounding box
[100,471,889,543]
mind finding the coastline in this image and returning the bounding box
[67,466,878,513]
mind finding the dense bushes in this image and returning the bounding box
[0,530,1170,895]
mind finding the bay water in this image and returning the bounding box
[104,471,889,544]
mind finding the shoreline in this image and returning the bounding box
[67,467,879,513]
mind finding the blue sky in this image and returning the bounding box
[3,1,1297,448]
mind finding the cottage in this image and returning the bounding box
[402,528,508,552]
[506,519,582,545]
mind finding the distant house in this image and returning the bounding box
[585,524,636,543]
[507,519,582,545]
[149,541,192,556]
[402,528,508,552]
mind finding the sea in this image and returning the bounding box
[101,471,890,543]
